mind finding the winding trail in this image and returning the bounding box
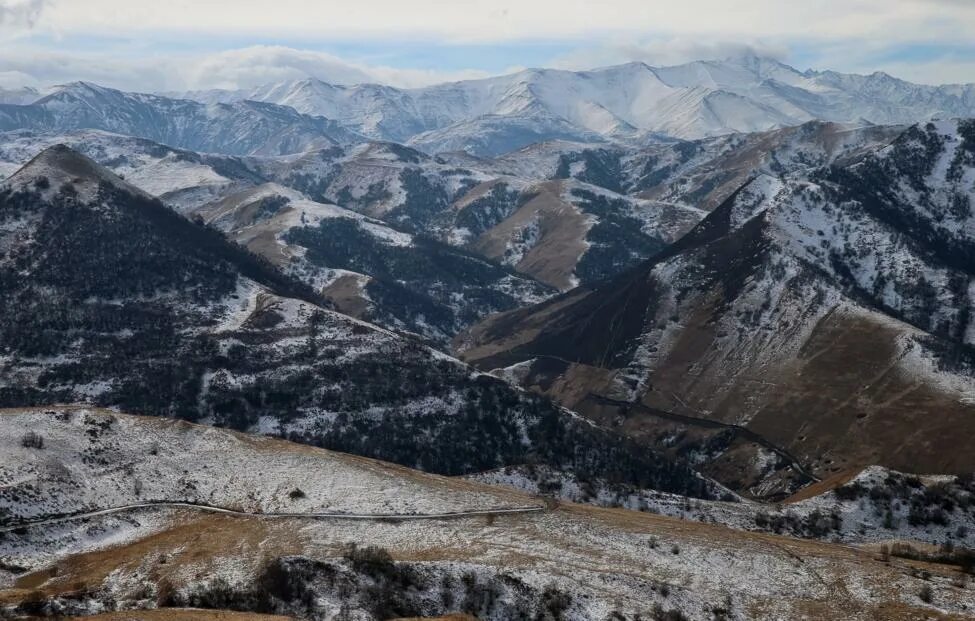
[0,501,546,534]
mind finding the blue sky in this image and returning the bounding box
[0,0,974,90]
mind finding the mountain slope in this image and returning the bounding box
[491,121,903,210]
[199,183,554,343]
[459,120,975,497]
[0,135,553,342]
[255,143,706,290]
[0,86,46,105]
[0,133,700,326]
[0,83,364,156]
[462,178,704,290]
[0,145,716,499]
[0,122,923,319]
[406,110,610,158]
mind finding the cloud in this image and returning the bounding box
[553,39,791,71]
[0,69,41,88]
[26,1,975,46]
[183,46,499,90]
[0,0,47,29]
[366,66,503,89]
[182,47,374,90]
[863,56,975,86]
[1,1,974,90]
[0,47,173,89]
[2,37,975,94]
[0,44,503,92]
[617,40,790,66]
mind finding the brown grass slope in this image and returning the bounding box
[458,169,975,496]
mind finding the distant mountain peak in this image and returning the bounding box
[720,51,788,65]
[51,80,98,91]
[11,143,107,178]
[46,80,120,98]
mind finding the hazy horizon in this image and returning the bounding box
[0,0,973,92]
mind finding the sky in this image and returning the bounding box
[0,0,974,91]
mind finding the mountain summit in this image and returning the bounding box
[5,143,148,201]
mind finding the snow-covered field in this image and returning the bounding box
[0,408,537,526]
[1,411,974,621]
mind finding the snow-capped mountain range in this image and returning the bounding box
[180,54,975,155]
[3,55,975,159]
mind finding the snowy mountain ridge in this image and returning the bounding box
[4,55,973,159]
[178,54,975,155]
[0,82,366,157]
